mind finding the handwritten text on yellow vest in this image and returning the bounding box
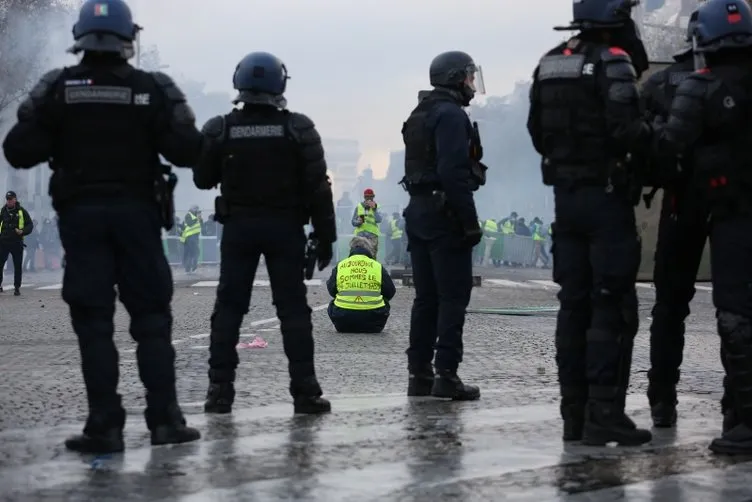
[334,256,385,310]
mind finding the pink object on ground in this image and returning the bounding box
[237,336,268,349]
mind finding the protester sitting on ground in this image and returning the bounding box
[326,236,396,333]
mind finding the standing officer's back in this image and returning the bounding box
[527,0,653,446]
[654,0,752,455]
[194,52,336,415]
[2,0,202,453]
[401,51,486,402]
[641,16,711,429]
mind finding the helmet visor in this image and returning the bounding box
[466,64,486,95]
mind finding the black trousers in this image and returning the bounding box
[58,200,177,429]
[648,185,709,394]
[710,214,752,422]
[183,236,200,272]
[208,216,317,395]
[552,186,640,395]
[328,302,390,333]
[404,196,473,372]
[0,239,23,289]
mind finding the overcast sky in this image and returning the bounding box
[126,0,572,155]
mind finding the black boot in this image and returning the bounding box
[560,386,587,441]
[291,375,331,414]
[147,401,201,446]
[13,288,20,296]
[431,370,480,401]
[407,363,434,397]
[65,407,126,454]
[204,382,235,414]
[720,346,738,434]
[582,386,652,446]
[648,384,677,428]
[710,311,752,454]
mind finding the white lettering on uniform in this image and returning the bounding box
[229,125,285,139]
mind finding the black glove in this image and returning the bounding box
[317,242,333,270]
[462,222,483,247]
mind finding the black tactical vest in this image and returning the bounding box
[691,67,752,212]
[401,95,460,188]
[218,108,302,217]
[52,64,162,198]
[535,42,611,169]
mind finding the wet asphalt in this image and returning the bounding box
[0,266,748,501]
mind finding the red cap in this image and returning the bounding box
[363,188,374,196]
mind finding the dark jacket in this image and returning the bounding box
[0,204,33,242]
[326,247,396,301]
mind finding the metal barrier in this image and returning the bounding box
[161,233,390,266]
[162,235,220,266]
[163,232,549,268]
[472,233,552,268]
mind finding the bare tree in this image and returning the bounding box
[0,0,78,118]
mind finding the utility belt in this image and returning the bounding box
[407,184,442,196]
[213,195,304,224]
[49,162,177,229]
[543,157,640,204]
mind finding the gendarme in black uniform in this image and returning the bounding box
[2,0,202,453]
[0,191,33,295]
[642,19,710,428]
[527,0,652,446]
[402,51,487,402]
[654,0,752,455]
[194,51,335,415]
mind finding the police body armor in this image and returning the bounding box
[644,59,695,194]
[49,64,166,205]
[401,93,484,193]
[218,108,305,221]
[689,68,752,216]
[535,41,625,186]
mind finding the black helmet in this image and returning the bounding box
[692,0,752,54]
[69,0,141,59]
[232,52,289,107]
[429,51,485,105]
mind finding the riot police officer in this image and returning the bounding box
[2,0,202,453]
[194,52,335,415]
[655,0,752,455]
[401,51,486,401]
[527,0,652,445]
[642,14,710,428]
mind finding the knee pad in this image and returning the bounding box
[718,310,752,345]
[131,312,171,342]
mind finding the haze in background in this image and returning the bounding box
[128,0,570,156]
[0,0,693,224]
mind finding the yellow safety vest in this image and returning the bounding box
[483,219,498,233]
[180,212,201,243]
[501,220,514,234]
[0,207,24,236]
[389,219,403,240]
[334,255,385,310]
[533,223,545,241]
[355,203,380,237]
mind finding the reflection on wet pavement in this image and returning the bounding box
[3,393,752,501]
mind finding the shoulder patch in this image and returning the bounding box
[668,71,692,86]
[201,115,225,138]
[538,54,586,80]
